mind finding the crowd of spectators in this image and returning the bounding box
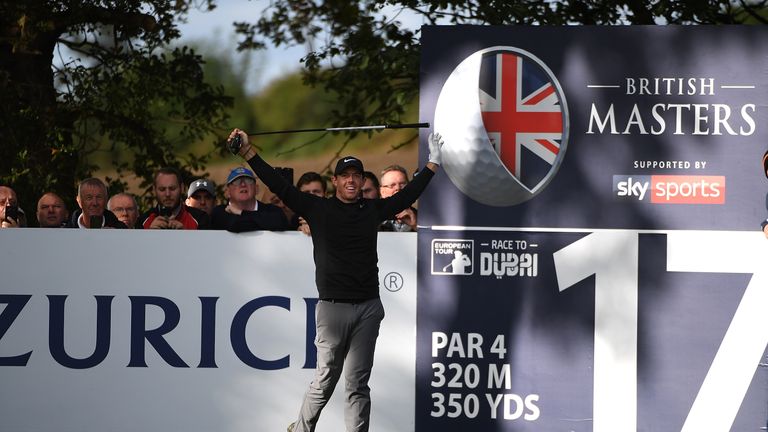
[0,162,421,232]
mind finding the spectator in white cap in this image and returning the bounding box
[209,166,288,231]
[185,178,217,216]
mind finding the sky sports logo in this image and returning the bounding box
[613,174,725,204]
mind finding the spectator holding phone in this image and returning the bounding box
[0,186,26,228]
[67,178,126,229]
[138,167,210,230]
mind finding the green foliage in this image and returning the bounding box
[193,36,260,136]
[250,72,419,160]
[188,38,420,162]
[0,0,230,221]
[4,0,765,223]
[235,0,767,138]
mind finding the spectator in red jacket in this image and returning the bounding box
[138,167,210,230]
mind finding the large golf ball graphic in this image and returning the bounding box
[434,46,569,206]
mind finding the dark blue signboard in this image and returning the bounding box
[417,26,768,431]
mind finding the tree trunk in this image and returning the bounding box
[0,11,79,222]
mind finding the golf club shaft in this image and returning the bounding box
[247,122,430,136]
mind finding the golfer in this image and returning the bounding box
[227,128,442,432]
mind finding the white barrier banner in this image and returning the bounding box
[0,229,416,432]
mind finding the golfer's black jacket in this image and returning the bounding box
[248,154,434,300]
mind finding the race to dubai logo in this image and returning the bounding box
[434,46,569,206]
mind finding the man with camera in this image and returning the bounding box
[225,127,443,432]
[138,167,210,230]
[67,178,126,229]
[0,185,26,228]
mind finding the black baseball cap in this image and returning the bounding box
[334,156,364,175]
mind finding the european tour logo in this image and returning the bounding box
[432,239,474,276]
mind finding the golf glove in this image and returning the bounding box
[428,132,444,166]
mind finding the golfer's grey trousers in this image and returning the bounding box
[293,298,385,432]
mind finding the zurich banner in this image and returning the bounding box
[0,230,417,432]
[417,26,768,431]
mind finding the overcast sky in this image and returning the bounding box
[177,0,309,94]
[176,1,429,94]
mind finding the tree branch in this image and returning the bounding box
[52,6,157,36]
[738,0,768,24]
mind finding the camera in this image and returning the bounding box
[227,134,243,155]
[4,204,18,222]
[89,215,104,229]
[158,205,173,218]
[381,218,411,232]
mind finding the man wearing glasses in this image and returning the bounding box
[379,164,417,232]
[108,193,139,229]
[226,128,443,432]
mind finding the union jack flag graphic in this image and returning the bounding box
[479,51,564,190]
